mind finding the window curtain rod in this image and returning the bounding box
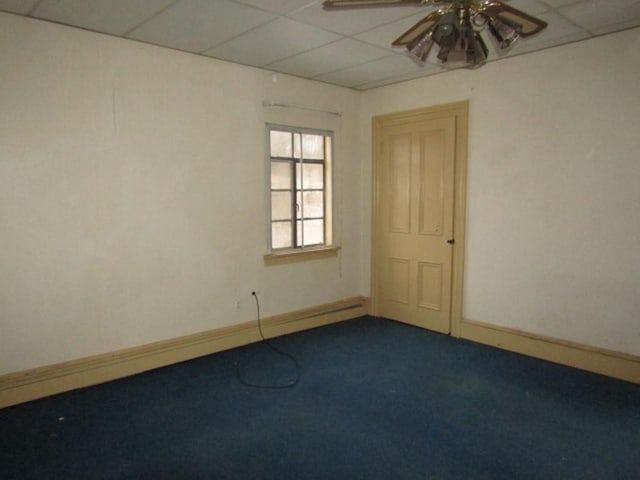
[262,100,342,117]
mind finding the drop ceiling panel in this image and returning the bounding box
[355,63,443,90]
[0,0,37,14]
[354,10,436,49]
[506,0,550,16]
[288,1,424,35]
[1,0,639,90]
[267,38,393,78]
[204,17,340,67]
[509,10,589,53]
[31,0,175,36]
[316,54,425,88]
[235,0,319,14]
[353,0,551,50]
[590,17,640,35]
[541,0,586,7]
[559,0,640,31]
[127,0,275,53]
[508,30,591,56]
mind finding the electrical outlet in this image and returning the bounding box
[235,300,241,311]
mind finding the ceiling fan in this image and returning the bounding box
[322,0,548,67]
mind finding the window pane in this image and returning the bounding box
[293,133,301,159]
[270,131,292,158]
[303,219,324,246]
[303,163,324,189]
[272,222,292,249]
[302,191,324,218]
[271,192,292,221]
[271,161,291,190]
[302,134,324,160]
[295,163,324,190]
[297,219,324,247]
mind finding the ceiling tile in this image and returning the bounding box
[0,0,38,14]
[204,17,340,67]
[127,0,275,53]
[316,54,424,88]
[354,63,443,90]
[590,18,640,35]
[354,10,435,49]
[30,0,175,35]
[510,10,588,51]
[234,0,320,15]
[288,1,424,35]
[354,1,552,50]
[2,0,637,91]
[540,0,583,7]
[508,30,590,55]
[267,38,392,78]
[503,0,551,15]
[559,0,640,31]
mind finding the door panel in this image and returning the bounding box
[418,129,446,236]
[375,114,456,334]
[389,133,412,234]
[417,261,443,311]
[388,257,410,304]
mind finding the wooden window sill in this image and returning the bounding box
[264,246,340,266]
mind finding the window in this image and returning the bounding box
[267,125,333,254]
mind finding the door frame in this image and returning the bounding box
[371,101,468,338]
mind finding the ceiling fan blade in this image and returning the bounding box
[392,9,445,46]
[322,0,428,9]
[480,0,547,37]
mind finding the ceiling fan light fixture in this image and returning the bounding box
[488,15,522,49]
[462,29,488,65]
[437,45,452,63]
[432,14,459,49]
[323,0,548,69]
[407,31,435,62]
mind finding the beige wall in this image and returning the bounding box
[0,13,362,374]
[2,10,639,376]
[361,28,640,356]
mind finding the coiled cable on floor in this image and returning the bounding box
[235,292,300,389]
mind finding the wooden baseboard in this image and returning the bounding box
[460,318,640,384]
[0,296,368,408]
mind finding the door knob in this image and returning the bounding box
[447,239,455,245]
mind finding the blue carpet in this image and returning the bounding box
[1,316,639,479]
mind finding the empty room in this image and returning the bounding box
[1,1,639,478]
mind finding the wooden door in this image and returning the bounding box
[372,103,467,335]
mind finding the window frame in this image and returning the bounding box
[265,124,338,264]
